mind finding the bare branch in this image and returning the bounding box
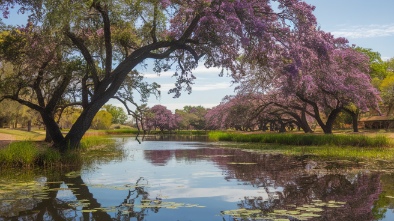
[94,1,112,77]
[65,30,100,86]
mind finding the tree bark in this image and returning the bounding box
[298,95,341,134]
[27,120,31,132]
[40,110,64,145]
[343,108,359,132]
[320,108,342,134]
[352,114,359,132]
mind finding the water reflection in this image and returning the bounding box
[0,138,392,220]
[143,147,383,220]
[0,171,161,220]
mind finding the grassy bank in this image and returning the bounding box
[105,129,208,136]
[229,142,394,161]
[209,131,394,168]
[0,136,123,168]
[208,131,390,147]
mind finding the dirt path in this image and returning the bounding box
[0,132,15,148]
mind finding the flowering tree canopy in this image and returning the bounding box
[236,26,381,134]
[144,105,179,131]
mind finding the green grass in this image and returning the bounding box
[208,131,390,148]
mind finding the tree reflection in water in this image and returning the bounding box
[116,177,161,221]
[144,147,383,221]
[0,173,160,220]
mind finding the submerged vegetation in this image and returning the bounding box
[208,131,390,148]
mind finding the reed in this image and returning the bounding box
[208,131,390,147]
[0,141,39,167]
[36,148,62,166]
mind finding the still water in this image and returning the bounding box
[1,136,394,220]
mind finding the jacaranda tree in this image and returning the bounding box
[144,104,179,131]
[237,26,380,134]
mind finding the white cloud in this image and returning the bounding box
[142,66,223,79]
[158,82,231,92]
[149,186,269,202]
[194,82,232,91]
[332,24,394,39]
[149,102,219,112]
[143,72,174,79]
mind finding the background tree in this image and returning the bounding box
[205,95,261,131]
[176,105,207,130]
[112,70,161,132]
[58,107,82,129]
[145,105,179,132]
[91,110,112,130]
[0,25,85,142]
[379,74,394,116]
[103,104,128,125]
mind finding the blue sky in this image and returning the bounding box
[2,1,394,112]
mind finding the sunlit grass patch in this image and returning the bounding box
[0,128,45,141]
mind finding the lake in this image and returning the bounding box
[1,136,394,221]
